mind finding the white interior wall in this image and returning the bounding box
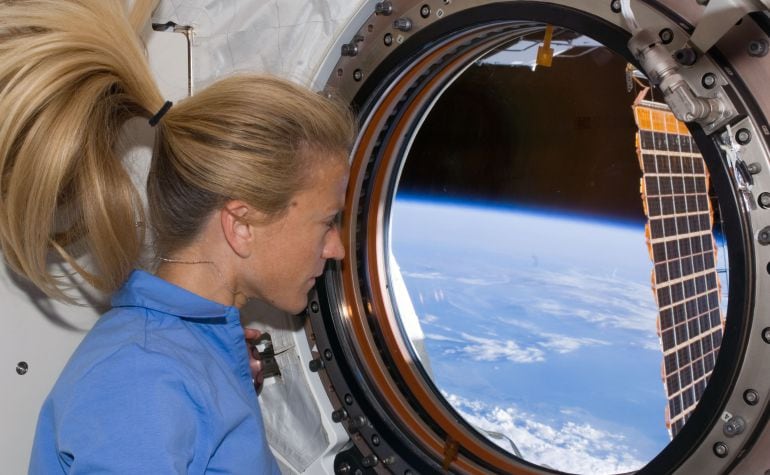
[152,0,367,88]
[1,1,367,472]
[0,27,190,474]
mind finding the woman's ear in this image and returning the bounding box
[220,200,256,258]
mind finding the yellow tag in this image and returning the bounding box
[441,436,460,471]
[536,24,554,67]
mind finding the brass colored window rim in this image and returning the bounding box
[310,2,770,473]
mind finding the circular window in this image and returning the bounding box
[387,27,730,473]
[311,2,770,474]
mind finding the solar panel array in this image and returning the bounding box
[632,99,725,438]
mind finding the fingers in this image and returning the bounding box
[243,327,267,394]
[243,327,262,340]
[250,357,264,394]
[253,363,264,385]
[249,354,262,372]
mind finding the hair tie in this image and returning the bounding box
[149,100,173,127]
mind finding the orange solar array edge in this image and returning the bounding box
[632,99,726,438]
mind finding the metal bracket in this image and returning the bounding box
[719,124,757,212]
[690,0,770,53]
[621,0,744,133]
[151,21,195,96]
[627,28,737,132]
[250,332,282,380]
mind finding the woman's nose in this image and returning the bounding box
[322,227,345,261]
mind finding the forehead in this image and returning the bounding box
[296,154,349,209]
[300,147,348,175]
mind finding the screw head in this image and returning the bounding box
[336,462,351,474]
[341,43,358,57]
[610,0,621,13]
[332,408,349,422]
[713,441,729,458]
[748,39,769,57]
[371,434,381,446]
[344,393,354,405]
[393,17,412,32]
[324,348,333,360]
[758,226,770,245]
[361,454,379,468]
[16,361,28,375]
[744,389,759,406]
[702,73,717,89]
[384,33,393,46]
[723,416,746,437]
[420,5,431,18]
[308,358,324,372]
[762,327,770,344]
[659,28,674,44]
[350,414,367,429]
[310,301,320,313]
[674,47,697,66]
[758,193,770,209]
[736,128,752,145]
[374,1,392,16]
[353,69,363,81]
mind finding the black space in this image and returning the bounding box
[398,46,647,224]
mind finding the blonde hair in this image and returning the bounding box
[0,0,355,301]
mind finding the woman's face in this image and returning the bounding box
[243,153,349,314]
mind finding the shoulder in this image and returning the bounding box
[82,303,211,360]
[34,308,228,472]
[55,337,208,415]
[51,307,211,411]
[41,342,214,473]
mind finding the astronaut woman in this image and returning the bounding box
[0,0,355,472]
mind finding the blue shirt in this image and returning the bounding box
[29,270,281,474]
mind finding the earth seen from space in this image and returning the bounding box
[388,196,728,474]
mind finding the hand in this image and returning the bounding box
[243,327,264,394]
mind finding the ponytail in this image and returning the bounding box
[0,0,356,302]
[0,0,167,299]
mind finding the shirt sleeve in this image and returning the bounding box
[56,344,209,474]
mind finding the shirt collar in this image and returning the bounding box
[111,270,239,321]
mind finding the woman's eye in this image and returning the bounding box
[325,214,341,228]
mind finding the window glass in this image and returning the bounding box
[388,27,729,474]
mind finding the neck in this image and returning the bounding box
[155,259,247,308]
